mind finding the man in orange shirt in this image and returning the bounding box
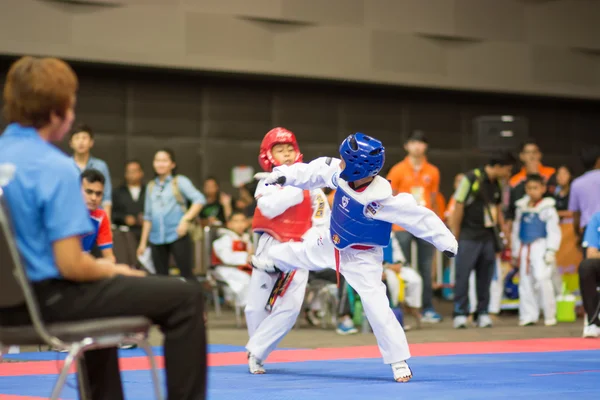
[505,140,557,239]
[386,131,442,322]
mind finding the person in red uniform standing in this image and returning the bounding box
[245,127,329,374]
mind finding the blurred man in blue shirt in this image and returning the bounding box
[580,211,600,338]
[0,56,207,400]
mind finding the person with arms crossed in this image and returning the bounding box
[0,56,207,400]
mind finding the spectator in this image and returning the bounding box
[580,212,600,338]
[211,211,253,307]
[70,124,113,220]
[568,145,600,250]
[199,176,232,227]
[444,173,465,224]
[81,169,115,262]
[511,174,561,326]
[0,56,206,400]
[450,152,515,329]
[137,149,206,279]
[112,160,145,241]
[554,165,573,219]
[386,131,442,323]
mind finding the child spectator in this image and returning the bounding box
[211,211,253,307]
[512,174,561,326]
[199,177,232,227]
[80,169,115,262]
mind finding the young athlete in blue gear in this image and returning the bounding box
[255,133,458,382]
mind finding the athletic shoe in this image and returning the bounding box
[391,360,413,382]
[544,318,557,326]
[583,324,600,338]
[477,314,493,328]
[421,309,442,323]
[453,315,468,329]
[336,319,358,335]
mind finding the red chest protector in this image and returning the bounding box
[252,190,312,242]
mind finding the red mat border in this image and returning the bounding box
[1,337,598,378]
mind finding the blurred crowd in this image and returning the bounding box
[71,123,600,337]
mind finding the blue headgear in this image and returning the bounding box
[339,133,385,181]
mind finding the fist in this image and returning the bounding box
[255,171,286,186]
[544,251,556,265]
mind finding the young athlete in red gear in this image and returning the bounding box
[245,127,330,374]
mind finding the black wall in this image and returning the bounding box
[1,57,598,197]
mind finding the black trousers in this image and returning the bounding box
[579,258,600,326]
[151,235,194,279]
[1,275,207,400]
[453,236,497,317]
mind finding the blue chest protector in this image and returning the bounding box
[519,211,547,244]
[330,185,392,249]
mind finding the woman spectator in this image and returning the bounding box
[137,149,205,279]
[199,176,232,227]
[554,165,573,219]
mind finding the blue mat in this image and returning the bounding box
[1,351,599,399]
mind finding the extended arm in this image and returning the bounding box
[255,181,304,219]
[268,157,341,191]
[376,194,458,255]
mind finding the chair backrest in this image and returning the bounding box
[0,188,27,308]
[0,187,60,346]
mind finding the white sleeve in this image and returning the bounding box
[511,208,521,253]
[310,189,331,227]
[375,193,458,254]
[255,180,304,219]
[544,207,562,252]
[274,157,341,191]
[212,235,249,266]
[391,234,407,264]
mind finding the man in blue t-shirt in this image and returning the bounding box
[580,211,600,338]
[0,56,207,400]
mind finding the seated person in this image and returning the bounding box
[211,211,253,308]
[580,211,600,338]
[382,232,423,329]
[81,169,115,262]
[0,56,207,400]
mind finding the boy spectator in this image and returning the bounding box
[70,124,113,220]
[211,211,253,307]
[511,174,561,326]
[450,152,515,329]
[386,130,442,322]
[81,169,115,262]
[112,160,145,241]
[580,211,600,338]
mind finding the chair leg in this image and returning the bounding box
[235,304,242,328]
[213,287,222,316]
[50,344,82,400]
[138,340,164,400]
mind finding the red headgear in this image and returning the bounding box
[258,127,303,172]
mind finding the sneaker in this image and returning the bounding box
[421,309,442,323]
[544,318,557,327]
[336,318,358,335]
[120,343,138,350]
[583,324,600,338]
[477,314,492,328]
[248,353,266,374]
[519,320,537,326]
[453,315,468,329]
[391,360,413,382]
